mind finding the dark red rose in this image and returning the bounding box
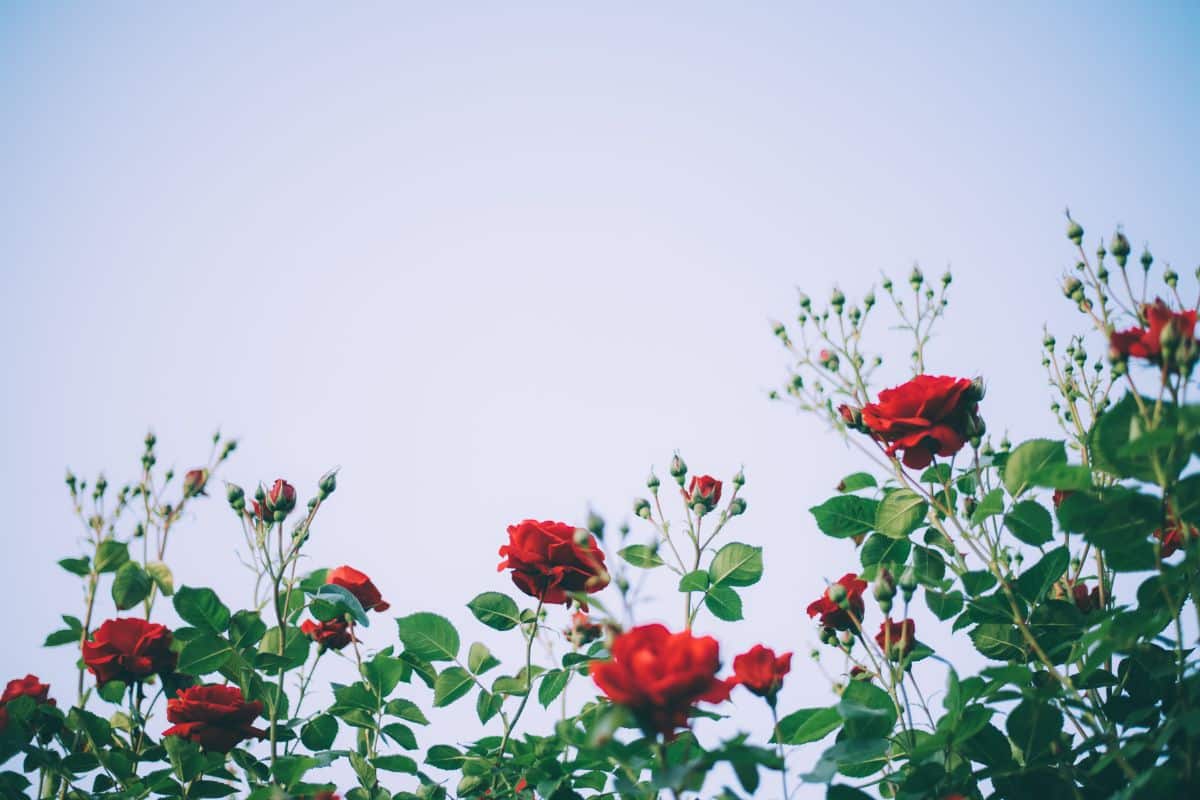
[327,565,390,612]
[265,478,297,519]
[182,468,209,498]
[515,778,529,793]
[564,611,604,647]
[806,573,867,631]
[82,618,176,686]
[875,618,916,660]
[1110,299,1198,372]
[685,475,723,514]
[731,644,792,703]
[861,375,980,468]
[162,684,266,753]
[849,666,872,682]
[497,520,609,606]
[590,623,732,737]
[300,618,353,651]
[1071,583,1102,615]
[0,674,54,734]
[1156,521,1197,558]
[1052,489,1073,509]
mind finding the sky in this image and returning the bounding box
[2,2,1199,797]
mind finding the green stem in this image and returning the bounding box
[498,599,544,759]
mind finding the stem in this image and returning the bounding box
[498,599,544,759]
[770,704,789,800]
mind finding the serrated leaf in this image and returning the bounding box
[875,490,927,539]
[704,585,743,621]
[772,707,841,744]
[708,542,763,587]
[468,642,499,674]
[174,586,231,633]
[145,561,174,596]
[466,592,521,631]
[396,612,460,662]
[1015,546,1069,604]
[537,669,570,707]
[678,570,710,591]
[619,544,665,568]
[837,472,877,493]
[1005,500,1053,546]
[111,562,152,610]
[970,488,1005,525]
[433,666,473,707]
[810,496,878,538]
[300,715,337,751]
[1003,439,1066,496]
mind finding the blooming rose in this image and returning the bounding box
[685,475,722,514]
[327,565,390,612]
[861,375,981,468]
[265,478,297,519]
[0,674,54,733]
[182,468,209,498]
[1072,583,1102,615]
[875,618,916,660]
[806,573,867,631]
[1110,299,1198,372]
[590,623,732,737]
[82,618,176,686]
[497,520,609,606]
[731,644,792,703]
[162,684,266,752]
[300,618,353,651]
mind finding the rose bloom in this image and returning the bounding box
[497,520,609,606]
[82,618,177,686]
[591,623,732,737]
[861,375,979,468]
[686,475,723,514]
[327,565,391,612]
[1156,521,1197,558]
[162,684,266,753]
[731,644,792,703]
[1110,299,1198,371]
[0,674,55,734]
[875,618,916,660]
[806,573,867,631]
[300,618,354,651]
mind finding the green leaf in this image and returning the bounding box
[1003,439,1066,497]
[859,534,911,568]
[874,489,927,539]
[173,586,231,633]
[97,679,126,703]
[312,584,369,627]
[373,755,418,774]
[1006,699,1062,760]
[271,755,317,789]
[704,585,743,621]
[381,722,418,749]
[177,633,233,675]
[256,626,311,672]
[619,544,665,568]
[538,669,570,707]
[476,690,503,724]
[1092,393,1187,482]
[1005,500,1053,546]
[925,589,963,621]
[969,623,1026,661]
[838,680,897,739]
[837,473,877,493]
[364,654,407,696]
[1016,546,1069,604]
[1028,463,1093,491]
[111,561,152,610]
[678,570,710,591]
[163,734,204,782]
[466,592,521,631]
[228,610,267,651]
[961,570,997,595]
[94,540,130,573]
[58,557,91,576]
[144,561,174,596]
[970,488,1005,524]
[708,542,763,587]
[433,667,473,707]
[467,642,499,674]
[810,496,878,538]
[300,714,338,751]
[396,612,460,662]
[772,707,842,744]
[385,697,429,725]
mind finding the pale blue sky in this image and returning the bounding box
[2,2,1199,797]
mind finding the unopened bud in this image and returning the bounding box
[1066,217,1084,245]
[732,468,745,488]
[882,276,894,293]
[941,271,952,287]
[798,292,812,311]
[909,266,924,290]
[899,566,918,592]
[226,483,245,511]
[878,597,893,615]
[1062,277,1085,303]
[182,468,209,499]
[647,471,661,492]
[318,470,337,500]
[1164,267,1179,289]
[220,440,237,460]
[633,498,652,519]
[669,453,687,486]
[65,471,77,493]
[772,321,787,340]
[1110,230,1131,266]
[863,290,876,309]
[586,510,605,539]
[1140,246,1153,271]
[873,569,896,601]
[830,289,845,313]
[728,497,747,516]
[144,431,156,449]
[1043,333,1056,350]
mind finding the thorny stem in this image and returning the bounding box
[498,598,545,760]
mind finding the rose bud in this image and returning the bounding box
[669,454,688,486]
[161,684,266,753]
[226,483,246,513]
[633,498,652,519]
[182,469,209,498]
[728,497,747,516]
[1066,217,1084,245]
[300,618,354,651]
[318,470,337,500]
[685,475,722,515]
[875,618,916,661]
[807,574,867,631]
[1110,230,1131,266]
[731,645,792,706]
[265,479,297,521]
[82,618,177,686]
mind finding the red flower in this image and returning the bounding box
[849,666,872,682]
[686,475,723,514]
[564,611,604,647]
[731,644,792,703]
[1110,299,1198,372]
[327,566,390,612]
[515,778,529,793]
[590,623,732,737]
[1156,521,1197,558]
[875,618,916,660]
[1071,583,1102,615]
[300,618,354,651]
[1052,489,1073,509]
[162,684,266,753]
[0,674,54,734]
[265,478,297,519]
[498,520,609,606]
[82,618,176,686]
[182,468,209,498]
[861,375,980,468]
[806,573,867,631]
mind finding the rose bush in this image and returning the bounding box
[2,216,1199,799]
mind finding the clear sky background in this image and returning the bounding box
[2,2,1199,797]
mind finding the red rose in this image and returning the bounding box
[300,618,354,651]
[1156,521,1196,558]
[327,566,390,612]
[1071,583,1102,615]
[0,674,54,734]
[265,478,297,519]
[849,666,872,682]
[1110,299,1198,372]
[875,618,916,660]
[497,520,609,606]
[861,375,980,468]
[686,475,723,514]
[806,573,867,632]
[161,684,266,753]
[590,623,732,737]
[731,644,792,703]
[82,618,177,686]
[1052,489,1073,509]
[182,468,209,498]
